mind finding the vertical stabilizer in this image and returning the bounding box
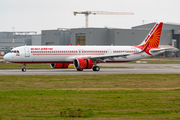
[136,22,163,55]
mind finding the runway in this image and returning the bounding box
[0,68,180,75]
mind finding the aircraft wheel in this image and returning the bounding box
[93,66,100,71]
[77,69,83,71]
[93,66,96,71]
[22,68,26,72]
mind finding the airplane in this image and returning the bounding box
[4,22,166,72]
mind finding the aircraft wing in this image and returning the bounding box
[76,52,132,62]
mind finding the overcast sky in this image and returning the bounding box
[1,0,180,34]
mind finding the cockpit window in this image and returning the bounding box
[10,50,19,53]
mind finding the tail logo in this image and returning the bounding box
[136,22,163,55]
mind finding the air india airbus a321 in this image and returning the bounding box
[4,22,166,72]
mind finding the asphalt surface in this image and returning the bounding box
[0,67,180,75]
[99,63,180,69]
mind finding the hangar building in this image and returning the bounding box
[41,22,179,56]
[42,29,70,45]
[0,32,41,53]
[42,23,177,46]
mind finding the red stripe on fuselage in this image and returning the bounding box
[11,61,74,64]
[32,53,105,55]
[11,61,131,64]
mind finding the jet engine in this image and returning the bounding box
[50,63,69,69]
[73,58,93,69]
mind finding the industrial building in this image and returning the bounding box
[41,23,178,46]
[41,22,179,57]
[41,29,70,45]
[0,32,41,53]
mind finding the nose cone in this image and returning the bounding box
[3,54,9,61]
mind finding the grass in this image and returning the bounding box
[0,74,180,90]
[0,63,53,69]
[0,74,180,120]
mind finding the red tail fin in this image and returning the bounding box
[136,22,163,55]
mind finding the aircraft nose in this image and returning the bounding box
[3,54,9,61]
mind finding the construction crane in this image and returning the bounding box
[74,11,134,28]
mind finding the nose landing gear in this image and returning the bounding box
[22,63,26,72]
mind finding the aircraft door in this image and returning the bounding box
[107,49,112,54]
[24,47,30,57]
[78,49,84,55]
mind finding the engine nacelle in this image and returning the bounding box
[50,63,69,69]
[73,58,93,69]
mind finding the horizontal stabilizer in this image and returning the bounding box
[149,48,174,54]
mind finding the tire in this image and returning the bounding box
[77,69,83,71]
[93,66,96,71]
[93,66,100,71]
[95,66,100,71]
[22,68,26,72]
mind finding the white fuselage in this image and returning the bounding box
[4,45,151,64]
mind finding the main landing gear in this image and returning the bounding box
[22,63,26,72]
[77,69,83,71]
[76,66,100,72]
[92,66,100,71]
